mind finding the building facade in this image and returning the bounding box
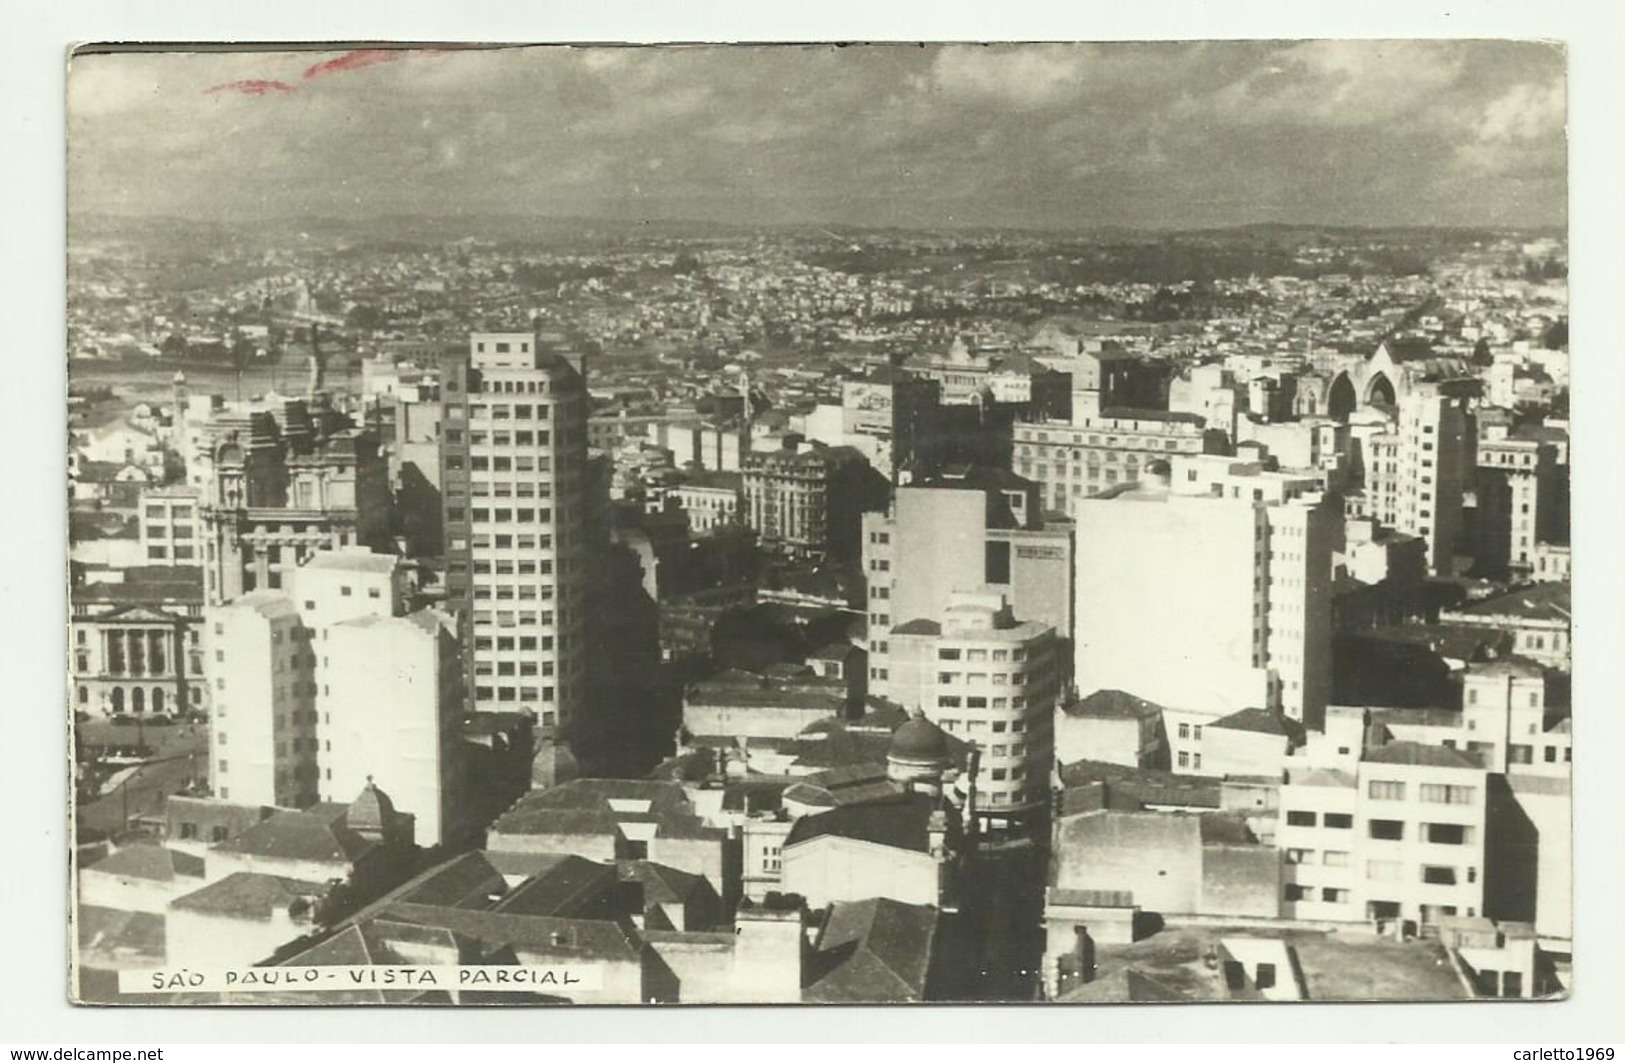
[193,397,392,605]
[71,568,207,719]
[1364,389,1474,577]
[862,467,1073,701]
[1014,410,1225,518]
[884,590,1059,821]
[203,592,316,808]
[741,440,881,561]
[1279,743,1489,929]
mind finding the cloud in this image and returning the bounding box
[64,42,1568,228]
[1195,40,1470,129]
[1477,78,1565,141]
[930,45,1091,108]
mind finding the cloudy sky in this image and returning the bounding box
[67,41,1566,230]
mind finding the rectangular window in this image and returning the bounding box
[1285,810,1316,827]
[1368,819,1405,841]
[1367,780,1406,801]
[1422,865,1457,885]
[1366,860,1402,881]
[1419,784,1477,805]
[1423,822,1471,845]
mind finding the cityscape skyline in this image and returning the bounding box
[68,41,1567,231]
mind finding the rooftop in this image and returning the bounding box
[1362,741,1484,770]
[213,804,377,865]
[805,897,939,1003]
[1064,689,1166,720]
[784,792,940,854]
[169,872,330,922]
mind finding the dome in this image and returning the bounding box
[888,712,950,764]
[347,778,395,835]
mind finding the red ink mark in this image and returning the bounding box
[303,49,405,81]
[204,79,298,96]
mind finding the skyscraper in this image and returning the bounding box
[1363,387,1474,577]
[440,331,591,737]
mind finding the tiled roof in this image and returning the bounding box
[213,804,377,865]
[1066,689,1165,720]
[784,792,937,854]
[805,898,939,1003]
[1362,741,1483,770]
[1208,707,1301,739]
[84,844,205,883]
[491,856,617,918]
[169,872,330,921]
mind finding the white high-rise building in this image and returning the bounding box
[203,592,314,808]
[440,331,591,735]
[205,549,467,843]
[884,588,1060,823]
[1365,388,1473,576]
[324,610,464,847]
[1074,458,1335,732]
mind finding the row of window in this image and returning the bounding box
[469,403,551,419]
[937,671,1035,686]
[85,685,197,712]
[446,429,552,447]
[473,685,557,702]
[474,660,555,677]
[937,716,1034,734]
[937,695,1029,711]
[473,635,555,652]
[1366,781,1478,804]
[937,646,1028,663]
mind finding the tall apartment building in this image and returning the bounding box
[205,549,467,842]
[324,610,464,847]
[1073,459,1335,730]
[440,331,591,734]
[1013,409,1224,518]
[1278,742,1489,928]
[884,589,1059,823]
[1474,436,1562,580]
[204,591,316,808]
[194,396,392,604]
[1169,455,1336,727]
[741,440,884,561]
[862,467,1073,702]
[1364,389,1474,576]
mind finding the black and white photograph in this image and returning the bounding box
[60,37,1580,1010]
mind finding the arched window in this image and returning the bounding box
[111,687,124,714]
[132,687,145,714]
[152,688,166,715]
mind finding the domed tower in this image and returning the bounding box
[887,711,953,796]
[347,777,410,847]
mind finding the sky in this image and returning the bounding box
[66,41,1568,231]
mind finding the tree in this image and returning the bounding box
[346,304,384,331]
[1472,337,1494,367]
